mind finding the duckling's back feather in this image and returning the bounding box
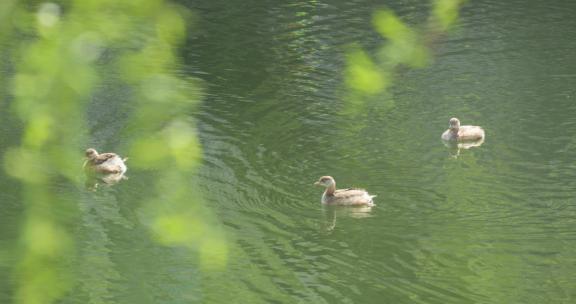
[92,153,120,165]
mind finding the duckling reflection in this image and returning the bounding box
[443,136,485,157]
[85,172,128,191]
[321,204,374,232]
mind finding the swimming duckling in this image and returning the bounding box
[83,148,127,174]
[441,117,485,142]
[314,176,376,206]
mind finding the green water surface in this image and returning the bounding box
[2,0,576,303]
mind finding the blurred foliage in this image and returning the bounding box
[345,0,467,107]
[373,10,430,69]
[432,0,468,31]
[344,46,387,95]
[1,1,226,303]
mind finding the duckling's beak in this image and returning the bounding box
[314,181,320,186]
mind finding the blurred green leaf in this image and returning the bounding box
[345,46,387,95]
[373,10,430,68]
[344,2,465,109]
[3,1,226,303]
[432,0,467,31]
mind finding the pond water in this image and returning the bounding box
[2,0,576,303]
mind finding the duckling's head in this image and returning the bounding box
[314,176,335,188]
[85,148,98,159]
[449,117,460,130]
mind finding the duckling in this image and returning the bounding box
[441,117,485,142]
[83,148,127,174]
[314,176,376,206]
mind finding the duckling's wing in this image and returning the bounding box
[459,125,485,140]
[334,188,367,197]
[338,187,364,191]
[334,188,375,205]
[460,125,483,131]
